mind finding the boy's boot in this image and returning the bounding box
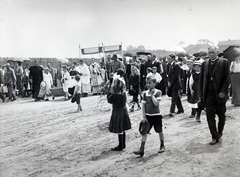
[112,134,124,151]
[133,141,145,157]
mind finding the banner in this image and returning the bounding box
[81,47,102,55]
[102,45,122,53]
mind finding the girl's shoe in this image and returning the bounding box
[133,148,144,157]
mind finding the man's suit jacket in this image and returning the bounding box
[168,61,182,90]
[199,57,230,105]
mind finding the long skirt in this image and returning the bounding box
[81,83,91,93]
[109,107,131,133]
[231,73,240,105]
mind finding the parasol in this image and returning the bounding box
[123,52,135,57]
[136,51,152,56]
[56,58,69,63]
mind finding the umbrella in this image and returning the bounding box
[56,58,69,63]
[123,52,135,57]
[136,51,152,56]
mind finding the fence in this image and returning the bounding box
[0,57,101,68]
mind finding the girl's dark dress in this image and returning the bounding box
[107,92,131,133]
[187,72,200,104]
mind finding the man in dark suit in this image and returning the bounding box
[167,54,184,117]
[199,46,230,145]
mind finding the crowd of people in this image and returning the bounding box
[0,46,239,150]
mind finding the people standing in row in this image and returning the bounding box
[229,48,240,106]
[199,46,230,145]
[167,54,184,117]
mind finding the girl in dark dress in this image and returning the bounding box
[107,73,131,151]
[187,61,202,122]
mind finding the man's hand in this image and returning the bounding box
[219,92,225,98]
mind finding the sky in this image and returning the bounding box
[0,0,240,58]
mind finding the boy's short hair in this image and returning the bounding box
[75,75,81,81]
[146,75,156,83]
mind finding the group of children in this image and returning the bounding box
[106,59,203,157]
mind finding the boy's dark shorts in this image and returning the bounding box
[146,115,163,133]
[75,93,81,104]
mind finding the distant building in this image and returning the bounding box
[217,39,240,53]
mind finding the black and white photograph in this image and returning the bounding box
[1,0,240,176]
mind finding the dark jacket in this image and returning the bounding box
[168,61,182,90]
[199,57,230,105]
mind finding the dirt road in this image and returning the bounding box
[0,95,240,177]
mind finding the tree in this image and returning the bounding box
[197,39,214,46]
[136,45,145,51]
[126,45,135,51]
[179,41,187,48]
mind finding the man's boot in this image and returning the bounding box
[133,141,145,157]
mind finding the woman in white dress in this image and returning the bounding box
[61,65,71,101]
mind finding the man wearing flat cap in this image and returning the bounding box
[110,54,125,74]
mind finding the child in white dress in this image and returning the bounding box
[43,67,53,101]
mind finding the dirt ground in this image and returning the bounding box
[0,94,240,177]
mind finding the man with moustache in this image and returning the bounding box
[199,46,230,145]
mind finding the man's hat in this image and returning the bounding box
[139,120,150,135]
